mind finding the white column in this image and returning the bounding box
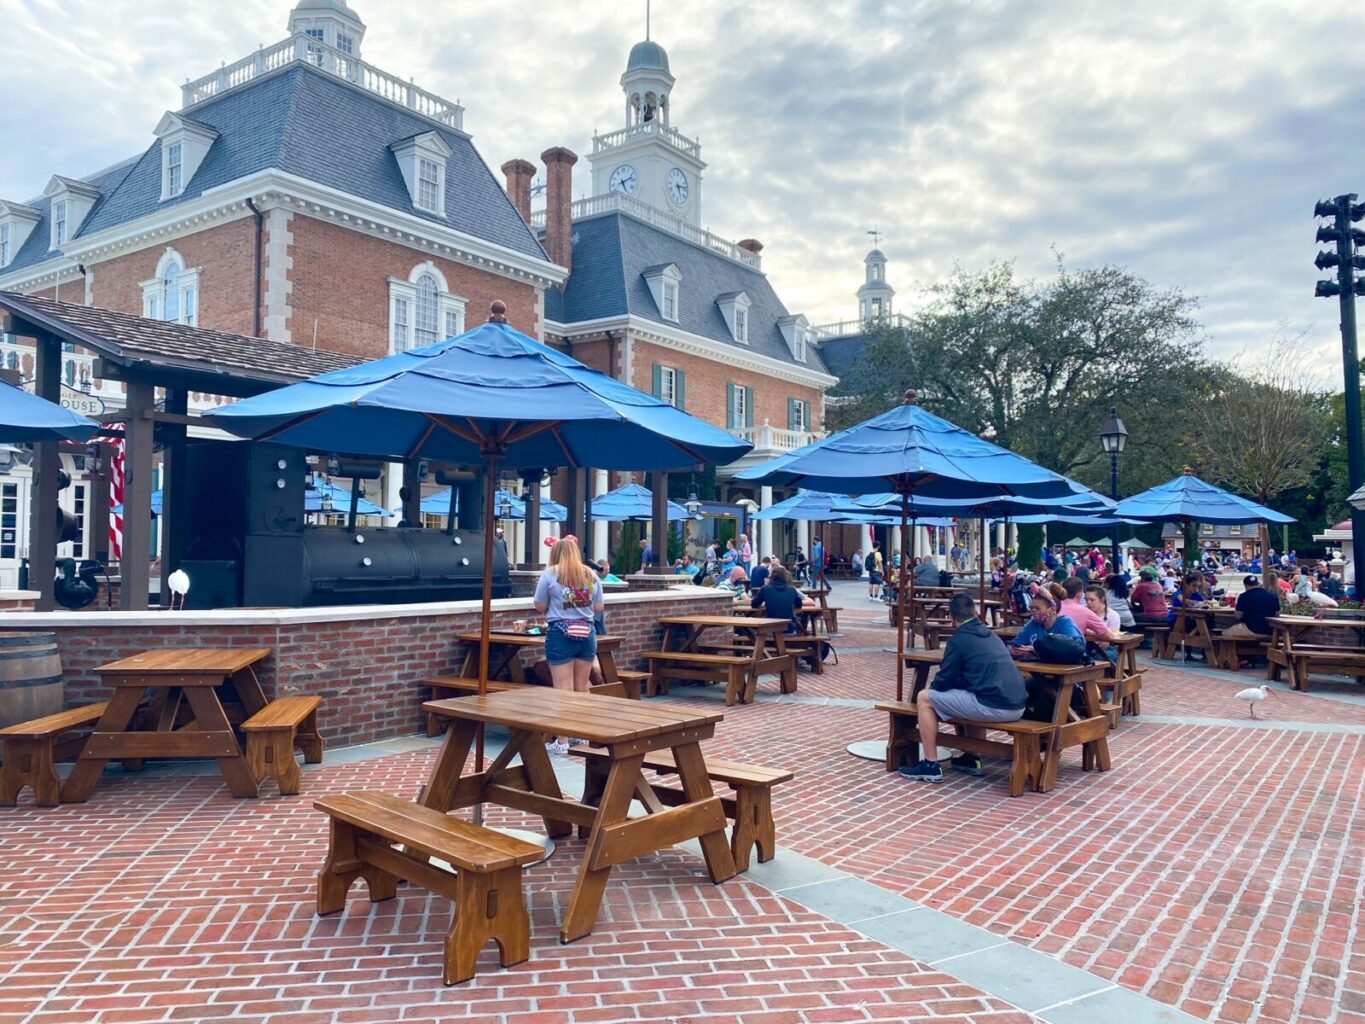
[383,464,403,522]
[592,470,609,560]
[539,480,556,564]
[759,485,773,559]
[995,523,1006,553]
[890,525,901,562]
[797,519,810,558]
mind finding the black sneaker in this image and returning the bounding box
[951,754,985,776]
[899,759,944,783]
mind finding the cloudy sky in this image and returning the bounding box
[2,0,1363,376]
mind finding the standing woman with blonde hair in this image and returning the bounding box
[534,536,605,754]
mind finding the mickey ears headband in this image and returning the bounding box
[544,534,580,548]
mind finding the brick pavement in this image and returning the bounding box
[2,593,1362,1024]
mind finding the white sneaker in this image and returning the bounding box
[548,741,569,756]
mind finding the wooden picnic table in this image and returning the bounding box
[900,648,1111,791]
[420,689,737,942]
[1267,616,1365,691]
[800,588,841,634]
[63,647,272,802]
[1161,604,1221,660]
[454,631,623,684]
[657,614,798,699]
[734,602,824,635]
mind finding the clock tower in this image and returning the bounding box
[588,37,706,225]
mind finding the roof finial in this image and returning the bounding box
[488,300,508,323]
[1182,465,1194,475]
[903,389,918,405]
[868,226,883,248]
[646,0,651,40]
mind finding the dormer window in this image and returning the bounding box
[154,113,218,201]
[716,291,752,344]
[642,263,682,324]
[778,314,810,364]
[0,201,42,268]
[391,133,453,217]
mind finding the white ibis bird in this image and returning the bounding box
[1236,684,1271,720]
[167,568,190,611]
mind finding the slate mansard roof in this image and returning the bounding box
[543,211,830,374]
[3,63,547,274]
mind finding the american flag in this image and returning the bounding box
[91,425,124,560]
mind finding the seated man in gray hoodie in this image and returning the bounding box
[901,593,1028,783]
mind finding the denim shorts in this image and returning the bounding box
[545,624,598,665]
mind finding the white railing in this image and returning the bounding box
[592,121,701,160]
[737,422,821,452]
[530,193,760,269]
[181,35,464,130]
[810,312,911,340]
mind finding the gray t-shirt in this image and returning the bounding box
[534,567,603,622]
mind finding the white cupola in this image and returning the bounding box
[288,0,366,58]
[857,248,895,323]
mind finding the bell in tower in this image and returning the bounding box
[622,40,674,128]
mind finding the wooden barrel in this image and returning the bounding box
[0,632,63,728]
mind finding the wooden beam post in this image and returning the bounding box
[581,466,595,562]
[564,468,584,543]
[159,389,188,607]
[402,461,423,527]
[28,334,61,611]
[649,472,669,572]
[521,471,541,567]
[119,380,155,610]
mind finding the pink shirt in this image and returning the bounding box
[1061,598,1114,642]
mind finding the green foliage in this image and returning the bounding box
[1015,523,1044,571]
[613,521,641,574]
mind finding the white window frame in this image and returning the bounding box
[140,248,201,326]
[390,133,452,218]
[52,200,68,247]
[165,142,183,197]
[0,223,9,267]
[388,262,466,353]
[0,203,41,267]
[734,307,747,344]
[336,32,355,55]
[717,291,752,344]
[642,264,683,324]
[417,157,442,213]
[731,386,747,428]
[791,399,807,431]
[658,366,677,406]
[661,281,678,322]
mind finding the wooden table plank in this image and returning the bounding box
[96,648,271,675]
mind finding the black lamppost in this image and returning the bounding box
[1099,407,1127,569]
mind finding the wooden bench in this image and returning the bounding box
[614,669,649,699]
[0,702,108,808]
[700,638,825,675]
[879,701,1052,797]
[240,696,324,796]
[570,747,793,870]
[314,791,541,985]
[643,651,753,704]
[1278,648,1365,692]
[1214,635,1272,671]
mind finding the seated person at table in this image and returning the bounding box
[901,594,1027,783]
[913,556,940,587]
[674,554,700,579]
[749,556,772,591]
[1061,576,1116,643]
[1130,567,1169,624]
[1009,585,1086,662]
[1105,575,1136,629]
[1223,575,1280,642]
[750,565,804,634]
[717,566,749,594]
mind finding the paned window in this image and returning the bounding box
[734,307,747,343]
[662,280,678,321]
[417,158,442,211]
[163,258,182,322]
[392,298,410,351]
[445,308,463,338]
[731,385,746,427]
[53,201,68,246]
[791,400,806,431]
[0,223,10,266]
[658,366,677,405]
[336,33,354,55]
[166,142,183,196]
[414,274,440,347]
[1,481,19,559]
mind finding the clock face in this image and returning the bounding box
[609,165,638,195]
[667,168,689,206]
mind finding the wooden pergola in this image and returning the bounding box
[0,291,357,611]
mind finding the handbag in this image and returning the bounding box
[1032,631,1088,665]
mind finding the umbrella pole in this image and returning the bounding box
[474,449,501,826]
[896,496,909,701]
[979,518,986,611]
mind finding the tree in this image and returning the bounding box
[1191,335,1330,582]
[824,319,917,433]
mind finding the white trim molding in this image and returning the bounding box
[0,167,566,294]
[716,290,751,344]
[389,260,466,352]
[0,202,42,269]
[390,132,453,217]
[544,314,837,390]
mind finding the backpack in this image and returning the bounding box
[1032,631,1088,665]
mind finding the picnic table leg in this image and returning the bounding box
[181,686,260,798]
[563,752,645,943]
[517,733,574,838]
[60,687,145,803]
[773,633,797,695]
[418,719,479,810]
[1080,678,1111,772]
[124,686,182,773]
[671,741,738,884]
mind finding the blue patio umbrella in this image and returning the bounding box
[420,488,567,522]
[590,482,691,522]
[0,379,98,443]
[203,303,751,795]
[738,390,1092,701]
[1113,469,1294,526]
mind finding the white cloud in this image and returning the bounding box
[2,0,1363,376]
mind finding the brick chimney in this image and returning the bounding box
[500,158,536,223]
[738,238,764,254]
[541,146,578,275]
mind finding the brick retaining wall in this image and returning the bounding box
[0,588,732,747]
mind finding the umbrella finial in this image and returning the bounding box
[1183,465,1194,475]
[902,389,918,405]
[488,300,509,323]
